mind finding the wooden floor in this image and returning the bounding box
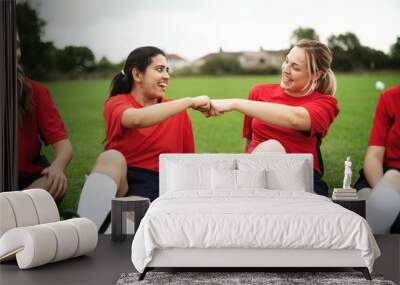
[373,234,400,284]
[0,234,398,285]
[0,235,134,285]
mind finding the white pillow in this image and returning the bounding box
[266,163,307,191]
[167,160,236,192]
[236,169,267,189]
[167,163,210,191]
[211,168,236,190]
[237,159,307,191]
[211,169,268,191]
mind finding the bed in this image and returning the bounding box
[131,154,380,280]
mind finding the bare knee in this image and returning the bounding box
[383,169,400,181]
[252,139,286,154]
[91,150,127,187]
[93,150,126,171]
[380,169,400,190]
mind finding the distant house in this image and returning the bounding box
[166,54,188,73]
[239,48,286,70]
[193,47,286,72]
[192,48,242,68]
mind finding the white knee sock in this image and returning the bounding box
[366,173,400,234]
[77,173,117,231]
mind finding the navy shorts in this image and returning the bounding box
[313,170,329,197]
[126,166,159,202]
[18,155,64,205]
[18,155,50,190]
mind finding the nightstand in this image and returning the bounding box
[332,198,366,218]
[111,196,150,242]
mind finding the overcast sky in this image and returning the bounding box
[26,0,400,63]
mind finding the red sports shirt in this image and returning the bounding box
[18,80,68,176]
[242,84,339,174]
[368,86,400,169]
[104,93,195,172]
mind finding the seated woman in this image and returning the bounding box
[77,46,210,231]
[17,65,73,204]
[354,86,400,234]
[207,39,339,196]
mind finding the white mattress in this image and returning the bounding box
[131,190,380,273]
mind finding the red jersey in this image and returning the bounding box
[242,84,339,174]
[368,86,400,169]
[18,80,68,176]
[104,93,195,172]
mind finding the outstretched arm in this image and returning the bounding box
[121,96,210,128]
[363,145,385,188]
[210,99,311,131]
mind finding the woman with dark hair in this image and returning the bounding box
[206,39,339,196]
[17,64,73,203]
[77,46,210,231]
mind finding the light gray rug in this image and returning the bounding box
[116,271,395,285]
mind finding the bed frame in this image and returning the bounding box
[141,248,370,280]
[138,154,372,280]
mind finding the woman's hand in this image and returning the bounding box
[208,99,237,116]
[190,95,211,112]
[41,164,68,200]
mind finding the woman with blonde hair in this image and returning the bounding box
[208,39,339,196]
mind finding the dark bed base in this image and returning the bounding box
[138,267,372,281]
[354,267,372,280]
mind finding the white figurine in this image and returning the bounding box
[343,156,352,189]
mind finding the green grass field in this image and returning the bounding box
[42,73,400,210]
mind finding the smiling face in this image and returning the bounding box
[135,54,170,101]
[280,47,314,96]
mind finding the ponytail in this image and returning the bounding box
[316,68,336,96]
[109,70,132,97]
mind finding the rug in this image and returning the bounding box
[116,271,396,285]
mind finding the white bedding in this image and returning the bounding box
[131,190,380,273]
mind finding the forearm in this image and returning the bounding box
[363,146,385,188]
[51,139,73,171]
[231,99,311,131]
[122,98,193,128]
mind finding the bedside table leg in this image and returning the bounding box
[354,267,371,280]
[111,201,124,241]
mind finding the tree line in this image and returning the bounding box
[17,3,400,80]
[17,2,123,80]
[291,27,400,71]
